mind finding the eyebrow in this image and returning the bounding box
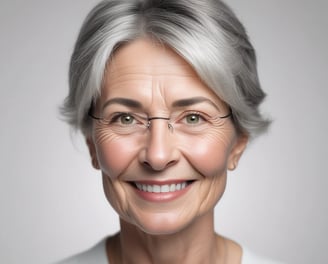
[172,97,221,111]
[102,96,221,111]
[102,97,142,110]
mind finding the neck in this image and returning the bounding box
[107,211,227,264]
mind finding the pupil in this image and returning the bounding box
[122,115,133,124]
[188,115,199,123]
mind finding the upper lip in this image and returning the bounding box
[128,179,196,185]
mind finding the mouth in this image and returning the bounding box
[131,180,195,193]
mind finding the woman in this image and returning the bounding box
[59,0,281,263]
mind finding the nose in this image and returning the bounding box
[138,118,179,171]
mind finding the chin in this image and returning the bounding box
[129,211,196,236]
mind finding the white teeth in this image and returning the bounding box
[135,182,190,193]
[161,185,170,193]
[153,185,160,193]
[170,184,175,192]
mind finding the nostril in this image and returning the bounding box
[142,159,177,171]
[143,161,151,168]
[166,160,177,167]
[142,160,162,171]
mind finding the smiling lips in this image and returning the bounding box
[135,181,189,193]
[131,180,195,202]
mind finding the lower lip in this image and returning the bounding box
[133,183,193,203]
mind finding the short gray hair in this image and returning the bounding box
[61,0,271,138]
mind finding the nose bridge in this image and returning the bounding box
[141,118,178,170]
[147,116,171,130]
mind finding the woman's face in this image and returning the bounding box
[87,38,247,235]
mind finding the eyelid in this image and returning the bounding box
[170,111,209,126]
[175,110,210,120]
[107,112,148,124]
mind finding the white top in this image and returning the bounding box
[56,238,285,264]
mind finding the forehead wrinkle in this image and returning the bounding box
[105,74,152,88]
[107,73,194,86]
[108,64,196,77]
[105,70,196,91]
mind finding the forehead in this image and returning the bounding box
[107,38,195,76]
[101,38,223,107]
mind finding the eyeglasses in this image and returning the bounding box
[88,107,232,136]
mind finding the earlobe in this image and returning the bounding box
[86,137,100,170]
[228,134,248,171]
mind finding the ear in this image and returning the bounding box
[227,133,248,171]
[86,137,100,170]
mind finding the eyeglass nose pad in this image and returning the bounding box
[146,117,173,132]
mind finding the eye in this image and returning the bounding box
[119,113,135,125]
[185,113,200,124]
[182,112,207,125]
[108,113,136,125]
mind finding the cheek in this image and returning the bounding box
[95,136,140,179]
[102,172,130,217]
[180,129,236,177]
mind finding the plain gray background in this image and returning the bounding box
[1,0,327,263]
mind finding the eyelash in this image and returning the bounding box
[180,111,208,123]
[107,112,141,124]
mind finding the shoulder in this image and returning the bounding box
[54,238,108,264]
[241,246,285,264]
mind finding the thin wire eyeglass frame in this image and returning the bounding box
[88,107,232,132]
